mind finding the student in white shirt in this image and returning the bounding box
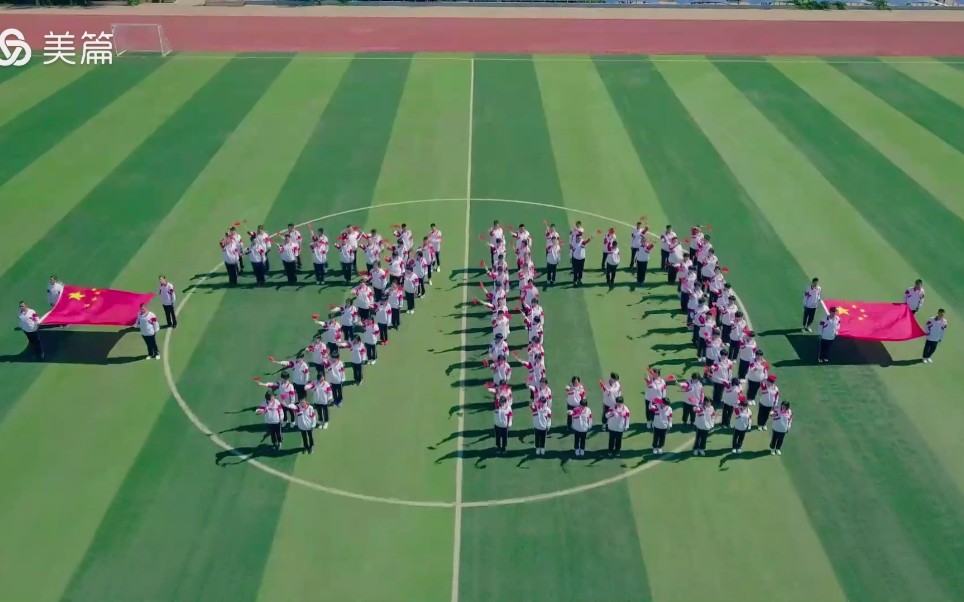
[650,398,673,455]
[324,351,347,406]
[904,279,925,314]
[720,377,742,428]
[922,308,947,363]
[285,223,304,270]
[493,396,513,454]
[659,225,676,270]
[403,269,420,314]
[135,304,161,360]
[565,377,585,430]
[600,372,622,431]
[295,399,318,454]
[757,375,779,430]
[227,226,244,273]
[693,401,715,456]
[220,232,241,286]
[731,401,752,454]
[605,397,631,457]
[17,301,44,360]
[545,238,561,287]
[349,335,368,385]
[604,240,621,288]
[47,275,64,308]
[336,240,355,284]
[279,234,300,284]
[158,275,177,329]
[629,222,646,269]
[428,223,443,272]
[635,241,654,285]
[818,307,841,363]
[244,234,267,286]
[310,234,329,284]
[489,220,504,264]
[679,373,703,426]
[530,399,552,456]
[255,391,285,452]
[568,398,593,456]
[571,236,591,286]
[802,277,821,332]
[769,401,793,455]
[305,372,333,429]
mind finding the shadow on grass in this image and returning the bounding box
[1,327,142,365]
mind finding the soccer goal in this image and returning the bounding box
[111,23,173,57]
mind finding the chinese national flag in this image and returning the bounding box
[823,299,925,342]
[41,285,156,327]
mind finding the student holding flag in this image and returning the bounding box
[693,401,715,456]
[295,398,318,454]
[769,401,793,455]
[679,373,703,426]
[17,302,44,360]
[493,396,513,454]
[530,398,552,456]
[605,397,631,457]
[305,372,333,429]
[568,398,592,456]
[650,397,673,455]
[135,304,161,360]
[818,307,841,363]
[922,309,947,363]
[757,375,779,431]
[255,391,285,453]
[731,400,752,454]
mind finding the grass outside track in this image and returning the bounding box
[0,54,962,602]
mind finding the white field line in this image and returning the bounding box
[164,197,756,510]
[450,56,474,602]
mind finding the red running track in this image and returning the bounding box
[2,14,963,56]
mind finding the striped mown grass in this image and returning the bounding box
[0,54,962,602]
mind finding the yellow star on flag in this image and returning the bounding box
[837,307,851,316]
[68,291,85,301]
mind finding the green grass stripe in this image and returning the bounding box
[830,60,964,157]
[885,58,964,110]
[664,58,964,498]
[0,64,91,128]
[0,61,164,189]
[0,57,232,281]
[259,58,468,602]
[682,59,964,602]
[0,60,37,85]
[0,57,293,602]
[58,57,350,602]
[773,59,964,222]
[715,61,964,322]
[595,57,850,602]
[460,56,652,602]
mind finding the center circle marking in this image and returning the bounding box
[164,197,702,508]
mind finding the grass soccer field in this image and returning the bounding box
[1,53,964,602]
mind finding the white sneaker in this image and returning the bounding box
[749,400,756,406]
[736,449,742,454]
[646,421,652,428]
[323,422,329,429]
[370,360,377,365]
[762,425,768,431]
[807,327,812,333]
[731,449,737,454]
[801,327,807,333]
[652,448,658,454]
[776,450,782,455]
[693,449,699,455]
[770,449,776,455]
[155,355,161,360]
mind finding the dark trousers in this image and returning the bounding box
[313,262,327,283]
[732,429,747,450]
[601,252,609,271]
[652,427,667,449]
[630,247,639,268]
[818,338,834,362]
[314,404,330,424]
[636,260,648,284]
[694,428,709,451]
[142,334,159,358]
[283,260,297,284]
[405,292,415,311]
[712,383,724,408]
[434,250,441,269]
[252,261,266,285]
[238,255,244,272]
[769,430,787,451]
[283,405,294,424]
[494,426,508,451]
[757,405,772,428]
[546,263,557,284]
[365,343,377,361]
[605,263,617,285]
[391,308,400,329]
[682,404,696,425]
[162,304,177,328]
[534,428,547,449]
[721,404,734,427]
[331,383,343,406]
[667,268,678,284]
[374,287,384,303]
[341,325,353,342]
[802,307,817,328]
[294,383,307,401]
[680,292,690,315]
[645,405,655,425]
[738,359,750,379]
[225,262,239,286]
[721,324,732,343]
[267,423,282,447]
[300,428,314,452]
[572,258,585,284]
[341,262,352,283]
[608,431,624,454]
[696,337,707,359]
[573,430,587,451]
[747,380,761,401]
[358,307,371,321]
[727,344,740,360]
[660,249,669,269]
[923,339,939,359]
[24,330,44,359]
[378,322,389,341]
[351,362,363,384]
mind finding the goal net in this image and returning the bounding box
[111,24,173,57]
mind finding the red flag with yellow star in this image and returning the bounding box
[40,285,156,327]
[823,299,925,342]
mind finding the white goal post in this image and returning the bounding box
[110,23,173,57]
